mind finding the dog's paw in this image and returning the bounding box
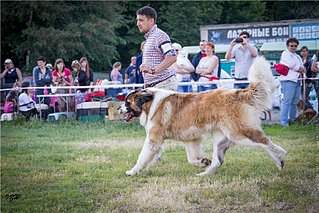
[125,169,137,176]
[201,158,212,167]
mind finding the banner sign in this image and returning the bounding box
[291,22,319,40]
[208,24,290,44]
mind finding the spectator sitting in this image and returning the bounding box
[33,56,52,106]
[52,58,73,112]
[191,40,207,81]
[109,62,123,97]
[171,43,194,92]
[196,42,219,92]
[80,57,94,91]
[72,60,89,93]
[225,31,257,89]
[18,82,38,121]
[72,60,88,105]
[4,90,17,114]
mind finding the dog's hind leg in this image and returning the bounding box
[197,131,232,176]
[126,135,163,176]
[185,140,211,167]
[225,128,287,170]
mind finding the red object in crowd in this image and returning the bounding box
[274,64,289,76]
[84,91,105,102]
[208,76,219,81]
[116,93,126,101]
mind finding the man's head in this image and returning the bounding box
[199,40,207,53]
[286,37,299,53]
[131,56,137,65]
[136,6,157,33]
[4,59,14,69]
[36,56,46,69]
[300,46,309,57]
[239,31,250,40]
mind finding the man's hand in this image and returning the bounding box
[298,66,306,73]
[230,39,237,47]
[140,64,155,75]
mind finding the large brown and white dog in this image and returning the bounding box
[121,56,287,176]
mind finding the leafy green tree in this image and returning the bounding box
[220,1,266,24]
[263,1,319,21]
[2,1,125,73]
[159,1,222,46]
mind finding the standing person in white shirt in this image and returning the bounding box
[279,37,305,126]
[171,43,194,92]
[225,31,257,89]
[196,42,219,92]
[19,81,38,121]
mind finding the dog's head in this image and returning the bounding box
[120,89,154,122]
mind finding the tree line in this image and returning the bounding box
[1,1,318,74]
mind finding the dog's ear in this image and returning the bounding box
[136,90,154,108]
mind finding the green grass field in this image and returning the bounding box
[1,120,318,212]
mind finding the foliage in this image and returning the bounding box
[1,120,318,212]
[2,1,125,72]
[160,1,223,46]
[1,1,319,73]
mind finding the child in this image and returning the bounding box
[3,90,17,113]
[19,82,38,120]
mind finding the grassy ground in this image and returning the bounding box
[1,120,318,212]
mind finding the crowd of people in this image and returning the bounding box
[1,5,318,126]
[0,56,95,120]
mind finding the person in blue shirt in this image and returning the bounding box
[32,56,52,105]
[135,41,145,84]
[125,56,137,84]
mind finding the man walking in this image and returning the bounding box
[136,6,177,90]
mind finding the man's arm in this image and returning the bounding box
[247,43,257,57]
[0,69,8,79]
[225,39,236,60]
[16,68,23,86]
[154,55,177,74]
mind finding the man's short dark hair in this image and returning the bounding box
[239,31,250,38]
[37,56,46,62]
[136,6,157,22]
[300,46,308,51]
[286,37,299,46]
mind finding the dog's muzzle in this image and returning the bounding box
[120,102,140,122]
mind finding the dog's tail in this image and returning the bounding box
[246,56,277,112]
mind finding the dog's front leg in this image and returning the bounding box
[126,136,162,176]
